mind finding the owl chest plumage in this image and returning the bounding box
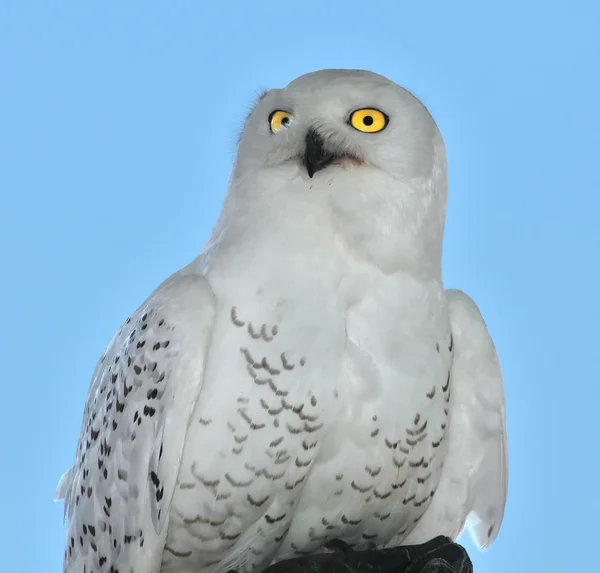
[163,275,452,573]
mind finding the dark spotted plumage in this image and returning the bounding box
[55,273,216,573]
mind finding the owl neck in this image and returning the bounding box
[199,167,445,283]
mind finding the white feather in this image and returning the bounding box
[404,289,508,549]
[56,272,216,572]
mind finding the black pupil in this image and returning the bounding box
[281,116,290,126]
[363,115,374,126]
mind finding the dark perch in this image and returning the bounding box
[261,537,472,573]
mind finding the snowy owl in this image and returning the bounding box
[56,69,508,573]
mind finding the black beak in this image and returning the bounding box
[303,129,337,178]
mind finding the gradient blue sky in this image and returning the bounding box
[1,2,598,572]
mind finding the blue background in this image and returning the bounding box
[1,2,598,571]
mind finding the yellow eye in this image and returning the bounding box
[349,108,388,133]
[269,110,294,133]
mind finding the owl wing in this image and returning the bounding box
[55,271,216,572]
[404,289,508,549]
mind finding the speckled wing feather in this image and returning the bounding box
[404,289,508,550]
[55,272,216,573]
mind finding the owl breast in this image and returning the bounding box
[162,274,453,573]
[274,275,453,558]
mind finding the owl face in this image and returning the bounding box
[237,69,443,183]
[217,70,447,277]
